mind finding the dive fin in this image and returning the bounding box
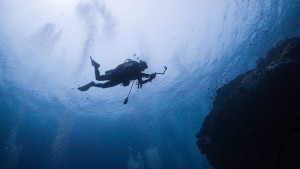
[77,81,95,91]
[90,56,100,68]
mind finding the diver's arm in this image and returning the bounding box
[138,73,156,88]
[139,78,151,85]
[141,73,150,78]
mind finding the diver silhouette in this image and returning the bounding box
[77,56,159,92]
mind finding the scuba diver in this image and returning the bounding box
[77,56,165,92]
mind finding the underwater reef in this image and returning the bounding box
[197,38,300,169]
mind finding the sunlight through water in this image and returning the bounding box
[0,0,299,169]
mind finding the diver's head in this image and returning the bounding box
[139,60,148,71]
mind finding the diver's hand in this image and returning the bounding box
[149,73,156,81]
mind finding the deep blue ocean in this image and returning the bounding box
[1,0,300,169]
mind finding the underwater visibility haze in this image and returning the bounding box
[0,0,300,169]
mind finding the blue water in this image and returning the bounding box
[1,0,300,169]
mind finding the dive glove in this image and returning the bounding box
[150,73,156,80]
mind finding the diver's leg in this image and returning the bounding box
[95,73,111,81]
[90,58,112,81]
[93,80,121,88]
[94,67,101,80]
[78,80,119,91]
[93,64,111,81]
[78,80,120,91]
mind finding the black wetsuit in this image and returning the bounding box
[94,60,151,88]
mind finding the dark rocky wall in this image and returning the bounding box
[197,38,300,169]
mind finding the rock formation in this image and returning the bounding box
[197,38,300,169]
